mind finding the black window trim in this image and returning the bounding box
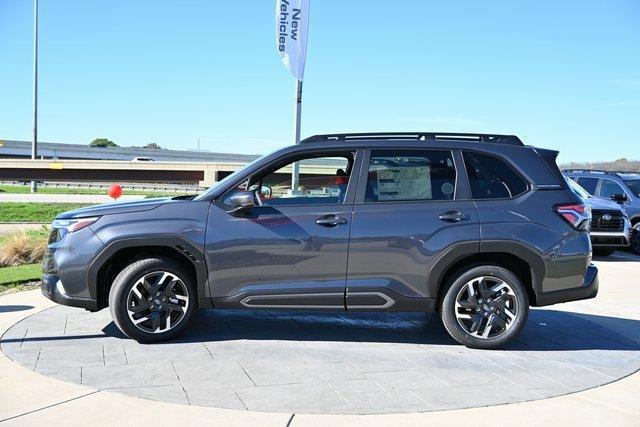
[461,149,531,202]
[354,147,461,205]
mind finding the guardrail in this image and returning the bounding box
[0,180,205,194]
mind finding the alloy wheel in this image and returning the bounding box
[126,271,190,334]
[454,276,518,339]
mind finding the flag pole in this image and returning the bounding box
[31,0,39,193]
[291,79,302,194]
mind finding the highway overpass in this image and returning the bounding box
[0,158,343,187]
[0,139,261,163]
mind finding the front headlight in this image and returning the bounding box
[52,217,100,233]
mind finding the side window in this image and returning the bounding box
[222,153,353,206]
[463,152,527,199]
[365,150,456,202]
[599,180,625,198]
[576,177,599,195]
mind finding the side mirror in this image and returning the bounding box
[227,191,255,216]
[610,193,628,203]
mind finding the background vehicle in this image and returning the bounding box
[42,132,598,350]
[564,169,640,255]
[131,156,155,162]
[564,177,630,256]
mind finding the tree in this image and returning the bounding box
[144,143,162,149]
[90,138,117,148]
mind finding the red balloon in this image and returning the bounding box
[108,184,123,200]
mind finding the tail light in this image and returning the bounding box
[554,203,591,230]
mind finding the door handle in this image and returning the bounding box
[315,215,347,227]
[438,211,468,222]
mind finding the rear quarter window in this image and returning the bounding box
[463,151,528,199]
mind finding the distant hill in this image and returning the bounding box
[560,158,640,173]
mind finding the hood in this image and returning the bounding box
[55,197,171,219]
[583,196,623,211]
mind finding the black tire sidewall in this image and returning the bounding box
[630,232,640,255]
[440,265,529,349]
[108,257,197,343]
[593,247,616,257]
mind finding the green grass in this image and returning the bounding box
[0,185,194,197]
[0,263,41,286]
[0,202,90,223]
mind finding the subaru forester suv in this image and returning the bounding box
[42,132,598,349]
[563,169,640,255]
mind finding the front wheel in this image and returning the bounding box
[630,225,640,255]
[440,265,529,349]
[109,257,197,343]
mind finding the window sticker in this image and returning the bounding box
[441,182,455,196]
[377,166,431,201]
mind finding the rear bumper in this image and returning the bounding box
[536,264,599,306]
[41,273,98,311]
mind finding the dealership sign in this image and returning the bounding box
[276,0,310,81]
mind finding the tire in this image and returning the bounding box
[440,265,529,349]
[630,226,640,256]
[593,247,616,257]
[108,257,197,343]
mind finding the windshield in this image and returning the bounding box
[193,154,267,201]
[566,177,591,199]
[624,179,640,198]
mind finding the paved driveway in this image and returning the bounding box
[2,255,639,415]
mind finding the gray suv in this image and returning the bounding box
[563,169,640,255]
[42,133,599,349]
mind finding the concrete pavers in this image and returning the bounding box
[1,256,639,423]
[2,300,638,414]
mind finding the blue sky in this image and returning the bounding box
[1,0,639,162]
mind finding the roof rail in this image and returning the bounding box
[562,169,622,176]
[301,132,524,146]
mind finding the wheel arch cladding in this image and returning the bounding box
[431,247,543,308]
[88,237,210,310]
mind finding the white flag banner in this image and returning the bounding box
[276,0,310,81]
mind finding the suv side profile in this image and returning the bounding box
[563,169,640,255]
[42,132,598,349]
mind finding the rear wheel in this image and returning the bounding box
[109,257,196,343]
[593,247,616,257]
[440,265,529,349]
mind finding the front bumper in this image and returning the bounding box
[536,264,599,306]
[590,219,631,247]
[41,273,98,311]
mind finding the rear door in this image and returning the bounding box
[345,148,480,310]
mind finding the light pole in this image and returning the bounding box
[291,79,302,194]
[31,0,39,193]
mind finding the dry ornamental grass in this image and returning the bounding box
[0,231,47,267]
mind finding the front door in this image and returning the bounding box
[205,150,360,310]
